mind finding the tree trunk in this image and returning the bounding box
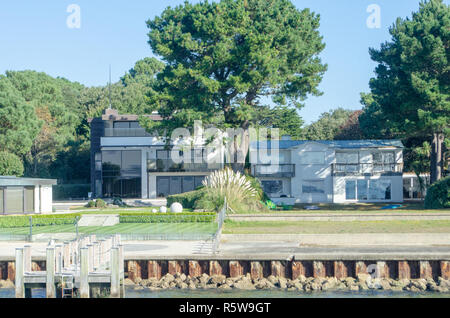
[230,128,249,173]
[430,132,444,184]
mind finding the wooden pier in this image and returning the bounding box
[14,235,125,298]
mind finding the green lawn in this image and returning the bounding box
[0,222,216,235]
[232,202,450,214]
[223,220,450,234]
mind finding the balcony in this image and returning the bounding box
[332,163,403,176]
[104,128,152,137]
[147,159,223,173]
[254,164,295,178]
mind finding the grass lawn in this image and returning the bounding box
[232,202,450,214]
[223,220,450,234]
[0,222,216,235]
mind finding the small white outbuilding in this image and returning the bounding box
[0,176,57,214]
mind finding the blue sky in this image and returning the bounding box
[0,0,446,124]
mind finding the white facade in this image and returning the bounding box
[250,140,404,204]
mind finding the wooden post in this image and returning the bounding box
[250,261,264,280]
[99,240,106,268]
[63,242,70,269]
[313,261,326,278]
[110,248,120,298]
[118,245,125,298]
[15,248,25,298]
[23,245,32,273]
[87,244,94,272]
[398,261,411,280]
[80,248,89,298]
[93,242,99,270]
[55,245,62,274]
[46,248,56,298]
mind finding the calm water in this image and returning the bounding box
[1,288,449,298]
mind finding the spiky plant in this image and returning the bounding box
[202,168,258,201]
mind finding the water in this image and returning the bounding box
[1,288,449,298]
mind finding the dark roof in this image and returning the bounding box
[250,140,404,150]
[88,108,163,123]
[0,176,57,186]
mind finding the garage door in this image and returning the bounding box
[156,176,206,197]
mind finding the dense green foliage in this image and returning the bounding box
[167,189,207,209]
[361,0,449,181]
[119,212,216,224]
[0,151,24,176]
[301,108,353,140]
[0,214,80,228]
[53,184,91,200]
[146,0,326,167]
[424,177,450,209]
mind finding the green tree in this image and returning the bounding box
[366,0,449,183]
[0,76,41,157]
[0,151,24,176]
[252,106,304,139]
[146,0,327,170]
[301,108,353,140]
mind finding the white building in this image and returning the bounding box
[250,138,404,205]
[0,176,56,214]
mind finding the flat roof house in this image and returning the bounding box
[89,109,224,199]
[250,138,404,205]
[0,176,57,214]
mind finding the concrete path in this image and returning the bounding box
[229,213,450,222]
[77,215,119,227]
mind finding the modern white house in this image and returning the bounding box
[249,138,404,204]
[90,109,405,204]
[89,109,224,199]
[0,176,56,214]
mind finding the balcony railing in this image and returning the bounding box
[332,163,403,176]
[147,159,223,173]
[104,128,152,137]
[254,164,295,178]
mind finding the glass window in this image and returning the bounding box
[369,180,391,200]
[345,181,356,200]
[0,188,4,214]
[121,151,141,176]
[102,151,121,173]
[357,180,368,200]
[300,152,325,165]
[113,122,130,129]
[336,152,359,164]
[302,180,325,194]
[6,187,24,214]
[262,181,283,194]
[129,122,141,128]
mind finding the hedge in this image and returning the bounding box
[53,184,91,200]
[166,189,206,209]
[119,212,216,224]
[0,214,81,228]
[424,177,450,209]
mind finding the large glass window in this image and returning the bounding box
[336,152,359,164]
[372,152,395,164]
[369,179,391,200]
[5,187,24,214]
[302,180,325,194]
[102,150,142,198]
[357,180,368,200]
[262,180,283,195]
[345,181,356,200]
[299,152,325,165]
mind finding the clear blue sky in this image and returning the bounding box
[0,0,446,124]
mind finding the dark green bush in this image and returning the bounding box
[167,189,206,209]
[424,177,450,209]
[86,200,96,208]
[0,151,24,176]
[53,184,91,200]
[0,214,81,228]
[119,212,215,223]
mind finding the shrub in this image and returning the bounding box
[119,212,215,223]
[424,177,450,209]
[167,189,206,209]
[85,200,96,208]
[0,151,24,176]
[0,214,80,228]
[95,199,107,208]
[53,184,91,200]
[197,168,268,213]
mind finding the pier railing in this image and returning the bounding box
[212,198,227,254]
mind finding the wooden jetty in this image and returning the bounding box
[14,235,125,298]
